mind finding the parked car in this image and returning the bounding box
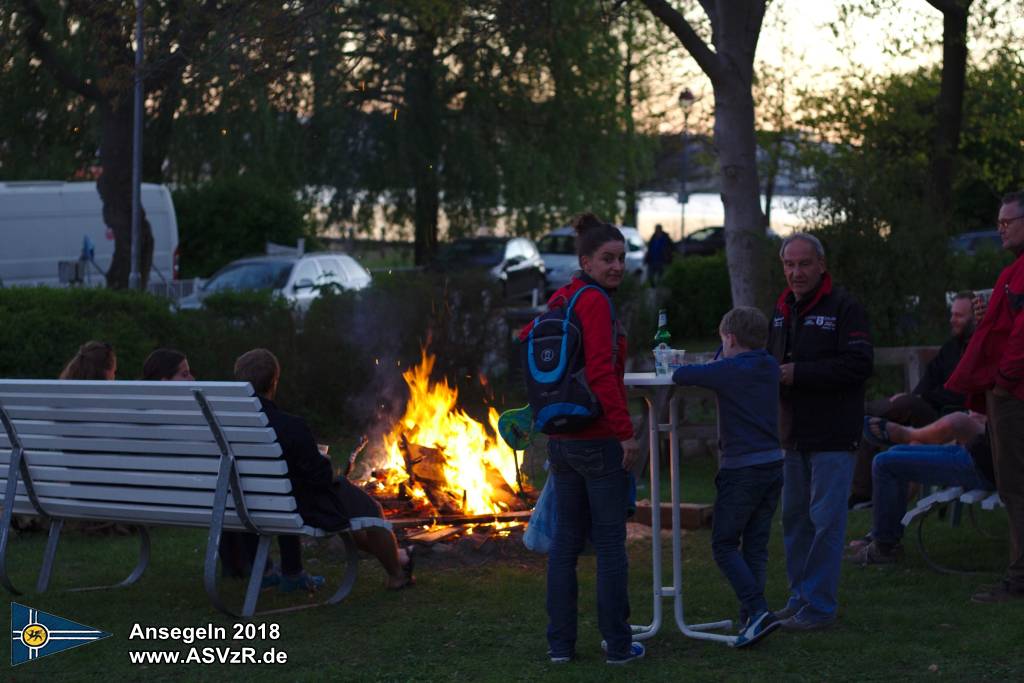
[538,225,646,292]
[676,226,725,256]
[433,236,546,301]
[949,230,1001,255]
[176,252,371,312]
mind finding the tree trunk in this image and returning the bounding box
[928,1,970,233]
[714,79,765,308]
[97,101,153,289]
[407,31,442,266]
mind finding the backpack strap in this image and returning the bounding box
[566,285,619,366]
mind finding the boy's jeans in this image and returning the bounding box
[546,438,631,659]
[782,450,855,622]
[712,462,784,618]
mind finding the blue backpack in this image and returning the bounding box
[521,285,618,435]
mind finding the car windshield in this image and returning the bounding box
[688,228,720,242]
[438,239,505,266]
[203,261,294,293]
[537,234,576,255]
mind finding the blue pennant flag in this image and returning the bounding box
[11,602,111,666]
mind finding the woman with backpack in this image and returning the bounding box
[531,213,643,664]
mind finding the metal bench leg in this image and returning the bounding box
[916,509,997,576]
[36,518,64,593]
[241,535,272,618]
[325,532,359,606]
[0,481,24,595]
[68,525,151,592]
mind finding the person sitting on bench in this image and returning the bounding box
[848,412,994,565]
[849,292,975,508]
[234,348,415,592]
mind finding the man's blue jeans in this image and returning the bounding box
[546,438,630,659]
[782,450,854,622]
[872,444,994,545]
[712,462,783,618]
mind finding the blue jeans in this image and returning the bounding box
[782,450,854,622]
[872,444,994,545]
[546,438,630,658]
[712,462,783,617]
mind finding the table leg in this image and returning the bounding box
[669,394,737,644]
[631,393,662,640]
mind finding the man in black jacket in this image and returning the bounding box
[234,348,414,591]
[767,234,873,630]
[849,293,974,506]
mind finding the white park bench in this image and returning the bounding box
[900,485,1004,575]
[0,379,389,618]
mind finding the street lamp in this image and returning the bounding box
[129,0,144,290]
[678,88,695,240]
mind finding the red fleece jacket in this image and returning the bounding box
[519,276,633,441]
[946,251,1024,411]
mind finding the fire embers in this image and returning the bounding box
[360,351,534,520]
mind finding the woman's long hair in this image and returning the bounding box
[58,341,115,380]
[142,348,187,380]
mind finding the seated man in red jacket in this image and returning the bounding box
[234,348,414,592]
[946,189,1024,603]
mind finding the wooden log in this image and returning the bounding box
[388,509,533,529]
[632,501,712,530]
[405,526,462,544]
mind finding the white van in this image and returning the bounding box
[0,181,179,287]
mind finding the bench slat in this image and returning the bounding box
[1,406,268,427]
[0,451,289,476]
[10,420,277,443]
[0,393,260,412]
[0,379,255,397]
[0,434,281,458]
[9,497,309,533]
[1,480,297,512]
[21,465,292,494]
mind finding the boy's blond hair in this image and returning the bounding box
[719,306,769,350]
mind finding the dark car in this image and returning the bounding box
[434,236,546,301]
[677,226,725,256]
[949,230,1001,255]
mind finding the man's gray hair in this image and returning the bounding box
[779,233,826,259]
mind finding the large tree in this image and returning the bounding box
[13,1,319,288]
[634,0,767,307]
[308,0,636,264]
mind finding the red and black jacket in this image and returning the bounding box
[518,275,633,441]
[766,273,874,452]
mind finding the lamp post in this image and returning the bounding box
[678,88,695,240]
[129,0,144,290]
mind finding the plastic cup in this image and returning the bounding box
[653,346,671,376]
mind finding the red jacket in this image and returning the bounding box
[519,275,633,441]
[946,251,1024,411]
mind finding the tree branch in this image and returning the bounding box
[636,0,722,82]
[20,0,103,101]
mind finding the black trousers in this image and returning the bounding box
[219,532,302,578]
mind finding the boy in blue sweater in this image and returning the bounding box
[672,306,783,648]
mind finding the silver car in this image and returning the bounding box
[176,252,372,312]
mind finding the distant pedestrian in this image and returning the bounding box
[644,223,674,286]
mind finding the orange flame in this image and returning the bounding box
[374,351,523,515]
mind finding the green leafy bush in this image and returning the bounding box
[173,175,315,279]
[660,254,734,341]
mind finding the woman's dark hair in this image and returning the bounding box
[142,348,187,380]
[572,212,624,258]
[58,341,115,380]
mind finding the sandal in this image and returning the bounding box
[862,416,894,449]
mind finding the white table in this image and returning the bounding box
[624,372,736,646]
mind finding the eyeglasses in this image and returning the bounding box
[998,214,1024,230]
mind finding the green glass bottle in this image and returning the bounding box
[653,308,671,349]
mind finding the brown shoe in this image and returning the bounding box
[847,540,902,566]
[971,581,1024,603]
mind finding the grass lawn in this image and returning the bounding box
[5,454,1022,682]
